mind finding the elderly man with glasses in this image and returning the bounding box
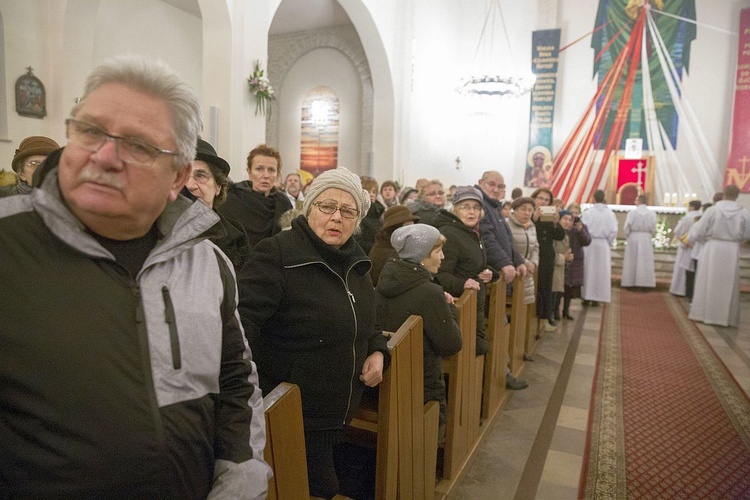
[0,55,269,499]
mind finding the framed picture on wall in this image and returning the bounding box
[15,67,46,119]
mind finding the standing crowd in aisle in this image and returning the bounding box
[2,53,747,500]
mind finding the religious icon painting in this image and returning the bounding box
[15,67,47,118]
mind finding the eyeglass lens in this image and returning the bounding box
[65,119,165,166]
[316,202,358,219]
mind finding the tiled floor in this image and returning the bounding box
[448,290,750,500]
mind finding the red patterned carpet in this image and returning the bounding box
[580,289,750,499]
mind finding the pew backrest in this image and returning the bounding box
[263,382,309,500]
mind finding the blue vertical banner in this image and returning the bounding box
[526,29,561,188]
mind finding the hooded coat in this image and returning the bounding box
[375,259,462,407]
[688,200,750,327]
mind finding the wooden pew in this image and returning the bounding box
[263,382,309,500]
[508,275,527,376]
[349,315,437,500]
[482,278,509,421]
[441,289,478,481]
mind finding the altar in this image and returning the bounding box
[581,203,686,241]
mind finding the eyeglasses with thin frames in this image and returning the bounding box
[65,118,179,167]
[456,204,482,212]
[23,160,44,168]
[189,170,213,184]
[313,201,359,220]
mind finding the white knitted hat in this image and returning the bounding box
[391,224,441,263]
[303,167,371,221]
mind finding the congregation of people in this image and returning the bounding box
[2,54,749,499]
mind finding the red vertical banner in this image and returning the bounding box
[725,8,750,192]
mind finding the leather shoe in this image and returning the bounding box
[523,353,535,362]
[563,313,574,320]
[506,374,528,390]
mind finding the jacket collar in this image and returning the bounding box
[283,215,371,275]
[33,160,220,265]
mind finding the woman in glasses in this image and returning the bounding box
[432,186,497,356]
[184,139,251,271]
[408,179,447,226]
[237,167,390,499]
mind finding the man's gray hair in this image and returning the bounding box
[70,55,202,169]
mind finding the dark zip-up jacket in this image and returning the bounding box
[476,187,525,270]
[238,216,390,432]
[432,209,497,356]
[375,259,462,405]
[0,168,269,499]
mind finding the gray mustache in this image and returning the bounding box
[78,167,125,190]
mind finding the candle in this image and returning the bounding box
[684,193,689,208]
[672,193,677,207]
[664,192,670,205]
[692,193,697,200]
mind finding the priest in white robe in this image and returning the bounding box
[669,200,702,296]
[621,195,657,289]
[581,190,619,304]
[688,185,750,327]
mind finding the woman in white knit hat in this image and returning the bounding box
[237,167,390,499]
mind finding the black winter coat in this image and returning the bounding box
[217,181,292,248]
[375,259,462,405]
[238,216,390,432]
[212,212,252,272]
[534,218,566,319]
[432,209,497,355]
[354,200,385,254]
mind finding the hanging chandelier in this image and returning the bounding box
[457,74,536,98]
[458,0,536,99]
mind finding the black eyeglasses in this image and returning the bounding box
[65,118,179,166]
[313,201,359,220]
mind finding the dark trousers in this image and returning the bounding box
[685,259,697,301]
[305,429,344,499]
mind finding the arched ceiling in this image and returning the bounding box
[159,0,352,34]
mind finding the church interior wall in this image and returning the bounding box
[94,0,202,97]
[275,46,364,178]
[0,0,60,163]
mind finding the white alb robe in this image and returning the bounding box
[621,205,657,288]
[581,203,619,302]
[669,210,700,295]
[688,200,750,327]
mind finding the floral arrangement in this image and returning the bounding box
[652,216,674,249]
[248,60,275,118]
